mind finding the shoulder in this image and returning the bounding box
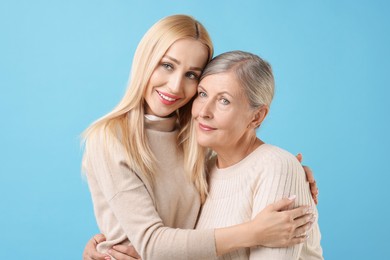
[254,144,303,177]
[260,144,299,163]
[84,121,125,161]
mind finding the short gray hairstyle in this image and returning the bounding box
[200,50,274,108]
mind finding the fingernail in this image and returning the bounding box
[288,195,296,200]
[306,206,312,213]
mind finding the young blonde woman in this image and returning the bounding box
[192,51,323,259]
[82,15,318,260]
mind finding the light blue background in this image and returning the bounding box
[1,0,389,259]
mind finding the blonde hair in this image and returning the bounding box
[82,15,213,199]
[186,51,274,201]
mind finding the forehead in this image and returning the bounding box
[200,72,244,96]
[163,38,209,66]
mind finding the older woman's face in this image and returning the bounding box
[192,72,256,151]
[144,38,209,117]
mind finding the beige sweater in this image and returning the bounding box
[83,115,216,260]
[196,144,323,260]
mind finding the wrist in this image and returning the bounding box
[240,220,262,248]
[214,221,261,256]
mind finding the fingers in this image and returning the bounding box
[287,220,315,246]
[93,234,107,244]
[286,205,312,219]
[302,165,319,204]
[269,195,296,212]
[287,235,307,246]
[112,245,141,258]
[82,236,108,260]
[296,153,303,163]
[286,215,314,247]
[310,182,319,205]
[303,165,314,183]
[293,221,313,237]
[108,248,140,260]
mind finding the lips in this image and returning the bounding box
[198,122,217,131]
[156,90,181,105]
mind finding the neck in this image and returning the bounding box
[214,133,263,169]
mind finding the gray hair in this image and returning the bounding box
[200,50,274,108]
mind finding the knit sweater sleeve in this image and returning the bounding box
[84,130,217,260]
[249,146,319,260]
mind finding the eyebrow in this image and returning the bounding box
[164,55,203,71]
[198,85,235,98]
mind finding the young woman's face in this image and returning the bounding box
[144,38,209,117]
[192,72,256,151]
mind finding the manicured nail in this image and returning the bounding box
[288,195,296,200]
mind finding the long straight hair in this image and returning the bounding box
[82,15,213,196]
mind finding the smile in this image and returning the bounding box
[156,90,180,104]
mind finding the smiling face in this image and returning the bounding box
[144,38,209,117]
[192,72,261,152]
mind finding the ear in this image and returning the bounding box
[249,105,269,129]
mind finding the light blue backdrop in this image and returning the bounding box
[1,0,389,259]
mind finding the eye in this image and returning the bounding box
[198,91,207,98]
[185,71,200,80]
[161,62,174,70]
[220,98,230,105]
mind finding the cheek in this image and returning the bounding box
[191,98,200,117]
[185,83,198,98]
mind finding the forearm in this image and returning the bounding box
[214,221,256,256]
[110,190,217,260]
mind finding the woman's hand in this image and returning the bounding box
[215,196,314,255]
[82,234,141,260]
[107,245,141,260]
[248,196,314,248]
[82,234,110,260]
[296,153,319,204]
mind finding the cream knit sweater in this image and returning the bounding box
[196,144,323,260]
[83,115,216,260]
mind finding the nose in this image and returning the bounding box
[198,99,213,119]
[168,73,184,95]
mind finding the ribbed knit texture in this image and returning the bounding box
[83,115,217,260]
[196,144,323,260]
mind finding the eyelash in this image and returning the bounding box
[198,91,230,105]
[161,62,174,70]
[161,62,199,80]
[221,98,230,105]
[186,72,199,80]
[198,91,207,98]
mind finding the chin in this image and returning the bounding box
[196,138,212,148]
[150,107,176,117]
